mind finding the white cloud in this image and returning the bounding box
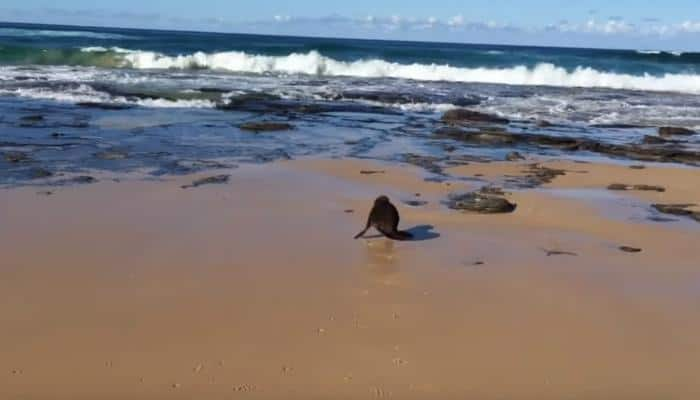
[447,15,465,27]
[549,19,634,35]
[273,15,291,22]
[677,20,700,33]
[260,13,700,40]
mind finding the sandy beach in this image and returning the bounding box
[2,157,699,399]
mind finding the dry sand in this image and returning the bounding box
[1,158,699,399]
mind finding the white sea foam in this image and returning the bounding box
[636,50,686,57]
[89,48,700,94]
[0,85,215,109]
[81,46,109,52]
[636,50,663,55]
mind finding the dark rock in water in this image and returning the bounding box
[642,135,674,145]
[218,92,282,109]
[441,109,509,125]
[452,96,482,107]
[52,175,98,186]
[95,150,129,160]
[629,165,646,169]
[339,90,427,104]
[154,159,234,176]
[648,215,677,223]
[402,153,443,174]
[536,120,553,128]
[591,123,647,129]
[659,127,696,137]
[344,209,355,213]
[447,192,516,214]
[515,164,566,187]
[197,87,231,93]
[76,102,133,110]
[434,127,700,166]
[652,204,700,223]
[181,174,230,189]
[29,167,53,179]
[3,151,31,163]
[652,203,696,215]
[36,190,53,196]
[403,200,428,207]
[239,122,294,132]
[633,184,665,192]
[20,115,45,122]
[479,186,506,196]
[607,183,629,191]
[18,115,47,127]
[218,92,398,116]
[607,183,665,192]
[360,170,385,175]
[505,151,525,161]
[619,246,642,253]
[72,176,98,184]
[436,128,517,145]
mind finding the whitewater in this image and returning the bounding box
[92,48,700,94]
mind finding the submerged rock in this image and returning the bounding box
[479,186,507,196]
[434,128,700,166]
[51,175,97,186]
[29,167,53,179]
[401,153,444,174]
[403,200,429,207]
[447,192,517,214]
[339,90,428,104]
[514,164,566,188]
[607,183,665,192]
[3,151,31,163]
[95,150,129,160]
[659,127,696,137]
[651,204,700,222]
[441,109,509,125]
[76,102,133,110]
[642,135,674,145]
[181,174,230,189]
[239,122,294,132]
[20,114,45,122]
[72,176,98,184]
[505,151,525,161]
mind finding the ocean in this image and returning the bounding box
[1,21,699,185]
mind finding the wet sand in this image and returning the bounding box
[2,158,700,399]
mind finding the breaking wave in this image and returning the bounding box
[97,48,700,94]
[4,46,700,94]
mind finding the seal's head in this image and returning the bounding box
[375,195,390,205]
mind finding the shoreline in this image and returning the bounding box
[2,157,700,399]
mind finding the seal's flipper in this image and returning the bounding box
[354,216,372,239]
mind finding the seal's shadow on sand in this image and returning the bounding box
[361,225,440,241]
[405,225,440,241]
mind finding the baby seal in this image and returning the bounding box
[354,196,413,241]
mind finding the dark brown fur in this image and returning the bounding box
[354,196,413,241]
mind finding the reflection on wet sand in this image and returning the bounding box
[364,239,401,287]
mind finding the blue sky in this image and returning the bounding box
[2,0,700,50]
